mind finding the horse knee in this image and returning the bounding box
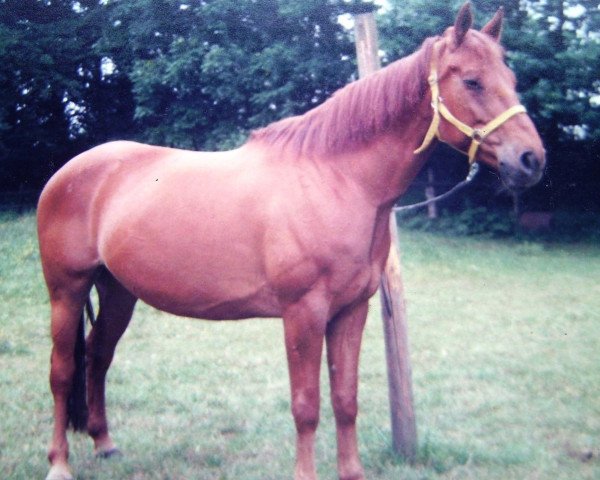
[291,390,320,433]
[331,392,358,426]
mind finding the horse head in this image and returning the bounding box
[417,3,545,191]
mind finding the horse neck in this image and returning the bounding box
[336,118,432,210]
[331,46,436,208]
[250,38,436,208]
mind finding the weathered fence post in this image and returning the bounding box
[379,215,418,462]
[352,8,418,464]
[353,12,381,78]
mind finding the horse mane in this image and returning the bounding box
[247,36,438,156]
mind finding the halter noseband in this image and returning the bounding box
[414,43,527,164]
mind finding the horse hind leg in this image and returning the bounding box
[85,267,137,457]
[46,273,95,480]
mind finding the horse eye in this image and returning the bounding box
[464,78,483,92]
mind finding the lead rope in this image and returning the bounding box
[393,162,479,213]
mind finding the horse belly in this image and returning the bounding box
[139,280,281,320]
[103,239,282,320]
[98,189,281,320]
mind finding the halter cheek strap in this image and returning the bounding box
[414,45,527,164]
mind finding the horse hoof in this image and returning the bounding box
[45,465,74,480]
[95,447,123,459]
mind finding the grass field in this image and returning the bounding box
[1,211,599,479]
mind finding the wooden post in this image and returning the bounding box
[354,13,381,77]
[352,10,418,463]
[379,215,418,462]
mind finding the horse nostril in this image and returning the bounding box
[519,150,540,172]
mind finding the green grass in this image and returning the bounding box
[1,211,599,479]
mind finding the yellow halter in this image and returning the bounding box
[414,44,527,164]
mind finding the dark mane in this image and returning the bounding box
[247,37,437,156]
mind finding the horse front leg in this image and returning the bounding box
[283,294,329,480]
[326,301,368,480]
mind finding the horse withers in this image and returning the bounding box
[38,4,544,480]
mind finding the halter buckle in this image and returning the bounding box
[472,128,485,143]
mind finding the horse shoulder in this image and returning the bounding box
[261,172,382,309]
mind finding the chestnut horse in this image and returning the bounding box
[38,5,544,480]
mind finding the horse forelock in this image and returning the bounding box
[247,37,438,157]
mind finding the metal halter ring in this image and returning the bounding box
[471,128,485,143]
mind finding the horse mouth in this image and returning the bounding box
[500,166,543,192]
[498,151,545,192]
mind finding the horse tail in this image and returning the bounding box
[67,296,94,431]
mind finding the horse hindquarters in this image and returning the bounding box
[37,156,105,479]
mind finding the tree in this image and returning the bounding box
[0,0,136,190]
[507,1,600,211]
[101,0,356,149]
[0,0,80,188]
[0,0,362,189]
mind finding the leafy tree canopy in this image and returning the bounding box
[0,0,598,212]
[98,0,356,149]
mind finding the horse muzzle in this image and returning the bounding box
[498,147,545,191]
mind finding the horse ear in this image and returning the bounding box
[454,2,473,46]
[481,7,504,42]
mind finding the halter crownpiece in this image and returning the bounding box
[414,43,527,164]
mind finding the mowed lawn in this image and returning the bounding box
[1,211,599,480]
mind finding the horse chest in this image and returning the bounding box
[263,212,382,311]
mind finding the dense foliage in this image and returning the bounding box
[0,0,598,215]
